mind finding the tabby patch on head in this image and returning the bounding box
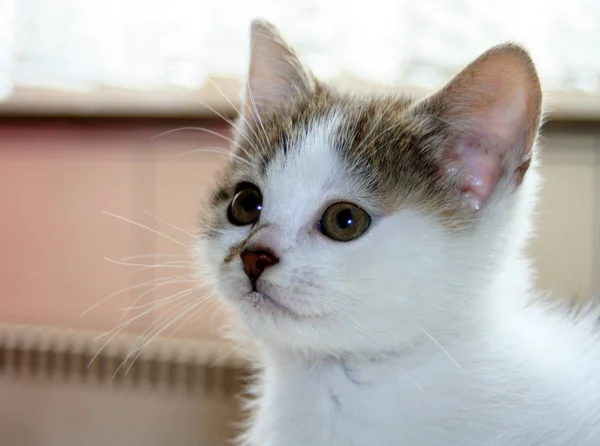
[197,19,542,355]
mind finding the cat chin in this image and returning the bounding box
[240,290,300,318]
[214,277,305,322]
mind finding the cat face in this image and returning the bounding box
[196,20,542,357]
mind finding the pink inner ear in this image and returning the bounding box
[446,135,503,210]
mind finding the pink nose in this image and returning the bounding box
[240,249,279,282]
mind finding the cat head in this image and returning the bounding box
[196,20,542,358]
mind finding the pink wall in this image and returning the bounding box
[0,119,233,340]
[4,120,597,343]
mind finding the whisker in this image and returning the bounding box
[168,146,254,168]
[117,279,195,324]
[195,89,237,127]
[113,297,199,378]
[93,285,200,343]
[119,281,202,312]
[104,257,191,269]
[245,84,270,152]
[208,298,226,327]
[419,327,465,373]
[134,288,215,344]
[210,341,245,367]
[406,373,432,400]
[89,286,202,368]
[227,149,257,168]
[121,292,212,375]
[137,209,201,244]
[80,273,195,317]
[202,77,263,157]
[167,303,207,337]
[166,292,219,339]
[203,77,242,125]
[151,126,242,152]
[193,80,260,156]
[103,211,187,248]
[130,260,193,273]
[168,146,227,159]
[121,284,203,322]
[119,253,182,262]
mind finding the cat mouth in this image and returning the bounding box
[242,291,298,317]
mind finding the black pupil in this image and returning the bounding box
[242,190,261,214]
[336,208,353,230]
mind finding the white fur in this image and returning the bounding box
[197,114,600,445]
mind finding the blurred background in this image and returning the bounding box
[0,1,599,445]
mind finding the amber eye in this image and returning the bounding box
[319,202,371,242]
[227,183,263,226]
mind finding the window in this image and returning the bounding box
[2,0,599,113]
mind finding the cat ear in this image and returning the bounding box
[419,44,542,210]
[243,19,315,121]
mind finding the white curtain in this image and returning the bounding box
[0,0,15,98]
[2,0,600,99]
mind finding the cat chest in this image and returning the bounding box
[253,366,458,446]
[250,363,571,446]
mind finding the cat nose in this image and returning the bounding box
[240,248,279,282]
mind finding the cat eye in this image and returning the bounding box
[227,183,263,226]
[319,202,371,242]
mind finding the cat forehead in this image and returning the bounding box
[257,112,354,225]
[248,91,416,171]
[231,91,446,214]
[264,111,346,193]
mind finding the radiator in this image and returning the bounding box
[0,323,248,446]
[0,323,247,394]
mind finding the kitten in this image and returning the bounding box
[196,20,600,446]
